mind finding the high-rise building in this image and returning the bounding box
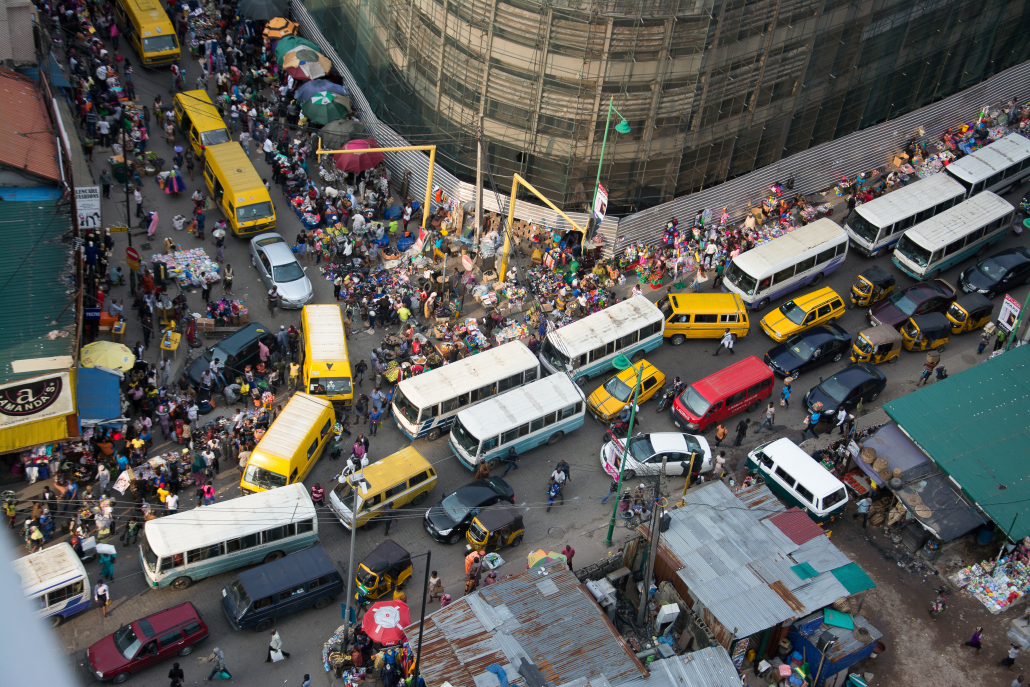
[304,0,1030,214]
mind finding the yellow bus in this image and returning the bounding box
[301,304,352,409]
[202,142,276,236]
[173,90,231,157]
[114,0,180,67]
[240,393,335,495]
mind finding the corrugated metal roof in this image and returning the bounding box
[791,562,818,580]
[767,508,827,545]
[0,68,60,182]
[0,198,77,383]
[405,564,645,687]
[734,483,787,519]
[791,572,850,616]
[611,647,741,687]
[831,562,877,595]
[790,535,851,574]
[792,611,883,663]
[747,551,805,590]
[884,344,1030,541]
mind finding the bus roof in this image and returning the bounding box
[396,341,538,408]
[11,543,86,597]
[252,393,332,467]
[143,483,315,556]
[755,437,847,497]
[733,218,846,278]
[174,90,226,131]
[904,191,1014,250]
[852,173,966,228]
[125,0,172,24]
[546,295,663,358]
[454,374,585,439]
[302,305,348,363]
[204,142,266,196]
[355,447,432,492]
[945,134,1030,184]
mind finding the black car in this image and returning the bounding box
[764,325,852,379]
[959,247,1030,299]
[803,363,887,416]
[423,477,515,544]
[185,322,275,387]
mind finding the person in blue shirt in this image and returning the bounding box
[117,454,129,472]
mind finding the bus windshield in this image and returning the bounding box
[142,35,178,54]
[238,201,274,224]
[200,129,231,147]
[725,262,757,296]
[227,579,251,619]
[243,464,287,490]
[309,377,351,395]
[540,338,571,371]
[679,386,711,417]
[848,212,880,243]
[392,387,419,424]
[450,419,479,454]
[141,534,158,572]
[896,235,931,267]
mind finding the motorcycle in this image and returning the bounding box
[657,384,684,413]
[546,481,563,512]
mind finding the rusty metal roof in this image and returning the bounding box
[767,507,827,545]
[0,68,60,182]
[405,563,646,687]
[734,482,787,519]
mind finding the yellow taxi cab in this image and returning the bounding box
[760,287,845,343]
[586,359,666,422]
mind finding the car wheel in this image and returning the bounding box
[178,644,194,657]
[255,618,273,632]
[986,291,995,301]
[1023,274,1030,286]
[826,317,836,326]
[412,491,428,506]
[363,518,379,531]
[810,273,823,286]
[171,576,192,591]
[623,469,636,480]
[426,428,441,441]
[263,551,284,563]
[869,391,880,402]
[447,531,461,545]
[113,672,131,685]
[936,344,946,353]
[510,535,523,548]
[755,298,769,312]
[547,431,564,445]
[833,352,842,362]
[670,334,686,346]
[314,596,333,610]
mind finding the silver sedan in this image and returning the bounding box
[248,233,314,309]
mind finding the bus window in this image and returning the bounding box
[816,248,835,264]
[226,533,260,553]
[835,242,847,256]
[773,266,795,284]
[795,256,816,273]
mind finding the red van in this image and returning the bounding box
[85,602,208,683]
[671,356,774,432]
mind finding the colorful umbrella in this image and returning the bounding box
[81,342,135,371]
[526,549,566,569]
[334,139,386,174]
[300,91,352,124]
[164,169,186,195]
[262,17,297,40]
[283,47,332,81]
[317,118,367,150]
[274,36,321,64]
[295,78,348,103]
[361,600,410,646]
[238,0,287,21]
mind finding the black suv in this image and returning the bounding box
[186,322,276,387]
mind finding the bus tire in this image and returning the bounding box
[631,350,644,363]
[255,619,273,632]
[412,491,428,506]
[547,431,564,445]
[810,272,823,286]
[746,401,759,412]
[263,551,284,563]
[875,247,888,258]
[171,576,192,591]
[426,429,441,441]
[976,243,988,257]
[670,334,686,346]
[927,269,940,280]
[51,615,63,628]
[314,596,333,610]
[363,518,379,531]
[488,457,500,469]
[755,298,769,312]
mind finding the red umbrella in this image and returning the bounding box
[361,600,410,646]
[334,139,386,174]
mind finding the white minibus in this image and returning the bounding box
[945,133,1030,197]
[747,437,849,524]
[12,543,91,626]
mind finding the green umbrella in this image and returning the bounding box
[275,36,321,64]
[300,91,351,124]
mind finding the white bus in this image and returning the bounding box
[845,174,967,257]
[944,133,1030,197]
[392,341,540,441]
[892,191,1015,280]
[723,218,849,311]
[140,483,318,590]
[12,543,91,627]
[539,295,664,381]
[449,374,587,469]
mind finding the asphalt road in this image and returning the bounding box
[30,45,1030,686]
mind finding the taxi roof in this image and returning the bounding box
[250,393,333,469]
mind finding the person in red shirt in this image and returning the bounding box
[311,483,325,507]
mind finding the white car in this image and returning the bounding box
[249,233,314,309]
[599,432,712,480]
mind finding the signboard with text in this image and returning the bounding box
[75,186,101,231]
[593,183,608,220]
[999,294,1021,332]
[0,371,75,430]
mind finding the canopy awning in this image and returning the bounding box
[76,367,122,427]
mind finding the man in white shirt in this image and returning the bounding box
[97,118,111,148]
[165,492,178,514]
[263,135,275,164]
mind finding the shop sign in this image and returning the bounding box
[593,183,608,220]
[999,294,1021,332]
[84,308,101,321]
[75,186,102,231]
[0,371,75,430]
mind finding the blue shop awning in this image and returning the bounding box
[76,367,122,427]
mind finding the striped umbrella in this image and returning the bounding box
[301,91,351,124]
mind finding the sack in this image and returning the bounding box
[270,649,285,663]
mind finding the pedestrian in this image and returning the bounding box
[733,418,750,446]
[302,675,312,687]
[802,404,823,439]
[561,544,575,571]
[168,662,185,685]
[995,328,1008,351]
[100,168,112,198]
[265,630,291,662]
[354,360,367,387]
[165,491,178,515]
[978,328,991,354]
[311,483,325,507]
[202,482,215,506]
[94,580,109,617]
[1002,645,1021,670]
[835,407,848,434]
[100,549,116,579]
[473,458,490,481]
[781,377,792,408]
[754,403,775,433]
[502,447,519,476]
[368,407,381,435]
[381,502,396,535]
[712,328,735,356]
[201,647,229,680]
[963,627,984,656]
[1013,676,1025,687]
[267,286,279,318]
[223,264,234,293]
[853,496,871,528]
[918,358,937,386]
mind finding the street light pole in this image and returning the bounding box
[605,355,643,547]
[589,98,630,237]
[343,458,368,639]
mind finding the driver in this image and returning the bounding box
[549,467,567,488]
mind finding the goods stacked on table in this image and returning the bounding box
[950,550,1030,614]
[205,298,248,326]
[151,248,221,287]
[494,319,528,344]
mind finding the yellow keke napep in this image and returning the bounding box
[114,0,180,67]
[300,305,352,409]
[328,447,437,530]
[240,393,334,495]
[173,90,232,158]
[901,313,951,353]
[656,292,749,345]
[202,142,276,236]
[467,503,525,553]
[946,293,994,334]
[851,325,902,365]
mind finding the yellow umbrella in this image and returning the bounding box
[80,341,135,371]
[263,17,297,39]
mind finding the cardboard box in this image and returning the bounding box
[197,318,215,333]
[239,312,250,324]
[892,153,909,168]
[483,270,497,283]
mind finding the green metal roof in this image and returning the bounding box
[884,344,1030,540]
[0,198,77,383]
[791,562,818,580]
[830,562,876,595]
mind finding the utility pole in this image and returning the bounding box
[343,459,368,641]
[125,155,137,296]
[637,458,666,627]
[474,114,484,250]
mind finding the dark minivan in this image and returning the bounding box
[221,546,343,631]
[186,321,275,387]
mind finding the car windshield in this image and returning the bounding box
[854,335,873,354]
[977,258,1009,281]
[725,262,758,295]
[113,625,142,661]
[308,377,352,395]
[439,492,472,523]
[140,533,158,572]
[852,277,872,294]
[199,129,231,147]
[333,479,354,502]
[818,376,852,403]
[627,437,655,464]
[227,579,251,619]
[142,35,178,53]
[889,290,920,316]
[896,235,931,267]
[243,464,287,490]
[778,300,807,325]
[272,261,305,283]
[450,419,480,454]
[392,387,419,424]
[679,386,711,417]
[357,566,378,589]
[847,212,881,243]
[786,334,815,360]
[238,201,274,224]
[602,375,634,403]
